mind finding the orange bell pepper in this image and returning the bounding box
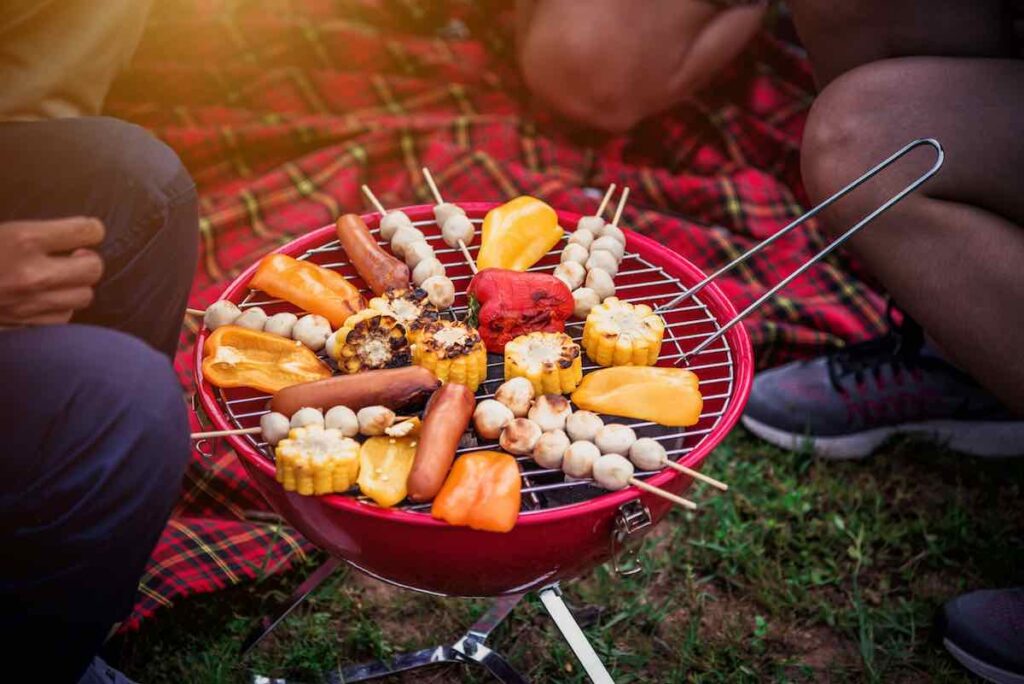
[431,451,521,533]
[249,253,366,328]
[203,325,332,394]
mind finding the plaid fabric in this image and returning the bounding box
[104,0,887,628]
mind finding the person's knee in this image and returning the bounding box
[76,117,194,202]
[518,27,645,133]
[800,61,911,237]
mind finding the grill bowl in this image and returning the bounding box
[195,203,753,596]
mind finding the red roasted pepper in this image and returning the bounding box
[466,268,573,354]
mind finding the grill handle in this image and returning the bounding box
[611,499,653,576]
[658,137,944,364]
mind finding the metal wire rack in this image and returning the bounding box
[211,215,735,514]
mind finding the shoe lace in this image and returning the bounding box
[826,301,924,395]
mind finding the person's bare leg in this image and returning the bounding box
[786,0,1012,87]
[516,0,766,132]
[800,56,1024,412]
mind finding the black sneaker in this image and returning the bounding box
[741,313,1024,459]
[936,588,1024,684]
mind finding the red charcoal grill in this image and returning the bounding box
[194,140,942,683]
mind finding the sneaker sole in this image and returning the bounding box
[943,638,1024,684]
[740,415,1024,460]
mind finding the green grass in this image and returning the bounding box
[109,430,1024,682]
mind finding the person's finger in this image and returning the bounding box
[15,287,95,317]
[44,250,105,287]
[32,217,105,253]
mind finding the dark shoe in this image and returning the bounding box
[937,588,1024,684]
[741,314,1024,459]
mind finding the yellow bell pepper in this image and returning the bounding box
[431,451,521,533]
[571,366,703,427]
[476,196,563,272]
[275,426,361,496]
[358,434,418,508]
[202,325,332,394]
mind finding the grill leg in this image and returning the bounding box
[450,593,528,684]
[248,579,611,683]
[539,585,614,684]
[336,593,528,684]
[248,590,529,683]
[240,557,343,657]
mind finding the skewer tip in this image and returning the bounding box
[611,186,630,227]
[629,476,698,510]
[421,167,444,205]
[662,460,729,491]
[595,183,617,218]
[361,184,387,215]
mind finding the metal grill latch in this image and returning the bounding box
[611,500,652,576]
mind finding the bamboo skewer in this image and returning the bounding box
[610,186,630,228]
[660,460,729,491]
[595,183,616,218]
[628,477,698,510]
[421,167,477,274]
[361,184,388,217]
[191,426,261,440]
[190,416,416,441]
[186,307,206,317]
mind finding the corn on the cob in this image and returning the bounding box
[581,297,664,367]
[412,319,488,391]
[275,425,360,496]
[504,332,582,395]
[328,309,411,374]
[367,287,439,344]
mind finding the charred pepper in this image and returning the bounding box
[467,268,574,354]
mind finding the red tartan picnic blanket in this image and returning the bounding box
[104,0,887,628]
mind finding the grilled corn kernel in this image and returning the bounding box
[503,332,582,395]
[329,309,411,374]
[412,319,488,392]
[274,425,360,496]
[582,297,664,367]
[367,287,439,344]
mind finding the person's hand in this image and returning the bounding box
[0,217,105,326]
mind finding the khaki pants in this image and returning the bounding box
[0,0,154,120]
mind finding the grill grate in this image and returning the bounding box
[212,216,734,515]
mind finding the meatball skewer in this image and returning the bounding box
[628,438,729,491]
[421,166,478,275]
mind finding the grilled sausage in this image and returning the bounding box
[271,366,439,416]
[336,213,410,295]
[407,383,475,502]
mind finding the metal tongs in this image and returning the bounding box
[655,138,945,364]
